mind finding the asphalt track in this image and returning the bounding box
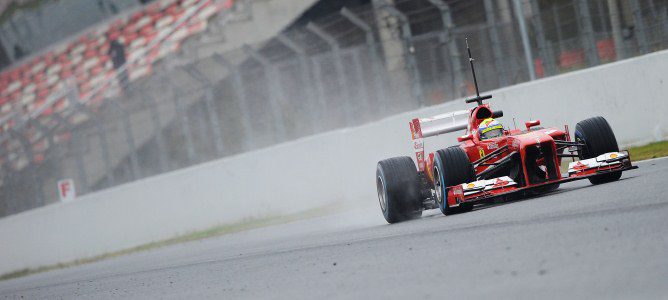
[1,158,667,299]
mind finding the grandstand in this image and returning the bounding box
[0,0,230,122]
[0,0,322,215]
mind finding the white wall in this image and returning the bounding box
[1,50,666,275]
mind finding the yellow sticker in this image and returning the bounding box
[479,148,485,158]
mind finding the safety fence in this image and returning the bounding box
[0,0,666,217]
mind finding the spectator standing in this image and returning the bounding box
[13,44,25,60]
[107,35,128,94]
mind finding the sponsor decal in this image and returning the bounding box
[413,139,424,150]
[487,142,499,150]
[573,161,588,171]
[610,153,618,159]
[492,178,509,188]
[57,179,76,202]
[466,183,475,189]
[479,148,485,158]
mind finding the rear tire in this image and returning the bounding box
[575,116,622,184]
[376,157,423,223]
[433,147,475,215]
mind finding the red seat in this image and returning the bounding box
[37,88,50,99]
[60,68,73,80]
[559,50,585,69]
[124,23,137,35]
[146,1,161,13]
[596,39,615,61]
[130,11,144,22]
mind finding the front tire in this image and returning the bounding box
[376,157,423,223]
[575,116,622,184]
[433,147,475,215]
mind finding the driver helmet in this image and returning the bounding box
[479,118,504,140]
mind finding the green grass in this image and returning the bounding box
[0,203,344,281]
[626,141,668,161]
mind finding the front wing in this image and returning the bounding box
[446,151,637,207]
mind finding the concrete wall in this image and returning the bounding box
[1,50,666,275]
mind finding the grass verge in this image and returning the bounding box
[626,140,668,161]
[0,202,344,281]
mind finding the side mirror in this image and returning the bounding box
[458,133,473,143]
[525,120,541,130]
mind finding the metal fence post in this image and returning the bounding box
[137,89,169,173]
[378,3,424,107]
[306,23,355,124]
[340,7,388,116]
[215,55,254,150]
[349,47,372,115]
[595,0,608,31]
[243,44,287,141]
[276,34,322,132]
[1,163,16,215]
[95,116,115,187]
[482,0,508,87]
[184,66,225,157]
[663,4,668,49]
[56,84,118,189]
[512,0,536,81]
[70,128,89,194]
[575,0,600,66]
[530,0,555,76]
[427,0,465,98]
[628,0,649,54]
[203,88,225,156]
[552,4,565,53]
[310,55,329,127]
[28,118,56,206]
[8,127,44,207]
[169,80,197,165]
[607,0,627,60]
[109,101,141,180]
[193,101,209,158]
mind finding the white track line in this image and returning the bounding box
[637,156,668,164]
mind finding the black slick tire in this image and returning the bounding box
[575,116,622,184]
[376,157,423,223]
[433,146,475,215]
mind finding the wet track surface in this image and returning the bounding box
[1,158,667,299]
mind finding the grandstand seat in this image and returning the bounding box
[0,0,232,145]
[596,38,616,61]
[558,50,585,69]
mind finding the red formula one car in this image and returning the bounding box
[376,42,638,224]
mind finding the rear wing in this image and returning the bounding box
[409,110,470,172]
